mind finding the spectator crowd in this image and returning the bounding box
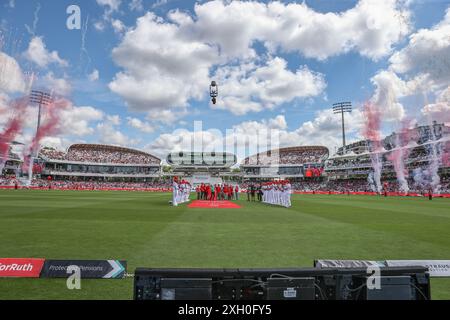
[39,147,160,165]
[243,148,328,166]
[0,177,172,190]
[279,149,328,164]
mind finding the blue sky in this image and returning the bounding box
[0,0,449,158]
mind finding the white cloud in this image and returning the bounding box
[213,57,326,115]
[127,117,155,133]
[97,124,134,147]
[145,108,187,125]
[152,0,169,9]
[421,86,450,123]
[110,0,409,121]
[369,70,407,121]
[0,93,10,127]
[96,0,121,12]
[188,0,411,61]
[95,0,123,33]
[389,8,450,88]
[106,114,121,125]
[94,21,106,31]
[33,102,103,139]
[368,6,450,122]
[88,69,99,82]
[295,108,365,148]
[23,36,68,68]
[111,19,127,33]
[147,128,224,158]
[109,12,218,112]
[145,112,364,160]
[268,115,287,130]
[40,72,72,96]
[97,115,138,146]
[129,0,144,11]
[59,105,104,137]
[229,115,289,137]
[0,52,26,93]
[39,136,72,151]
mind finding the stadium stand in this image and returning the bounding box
[241,146,328,179]
[39,144,160,165]
[1,123,449,195]
[33,144,162,181]
[243,146,328,165]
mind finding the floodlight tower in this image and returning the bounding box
[332,101,352,153]
[30,90,52,134]
[210,81,218,104]
[29,90,52,156]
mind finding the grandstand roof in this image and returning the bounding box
[68,144,160,161]
[167,151,236,168]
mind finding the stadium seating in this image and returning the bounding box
[243,146,329,165]
[39,144,160,165]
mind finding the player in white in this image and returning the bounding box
[260,180,292,208]
[262,183,267,203]
[271,182,276,205]
[274,181,281,206]
[265,183,270,204]
[177,180,182,204]
[184,181,191,203]
[280,181,286,207]
[179,180,184,203]
[280,180,289,208]
[180,180,186,203]
[172,177,179,206]
[285,180,292,208]
[267,182,272,204]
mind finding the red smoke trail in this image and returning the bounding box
[362,101,382,143]
[362,101,383,193]
[0,97,29,173]
[22,97,70,174]
[386,120,416,194]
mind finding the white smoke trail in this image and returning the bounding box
[372,152,382,193]
[362,102,383,193]
[367,171,376,192]
[80,14,92,73]
[392,136,409,193]
[425,127,441,193]
[421,91,443,194]
[25,3,41,36]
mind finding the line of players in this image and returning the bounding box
[172,178,291,207]
[196,183,239,201]
[172,177,191,206]
[261,180,292,208]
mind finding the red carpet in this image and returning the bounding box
[188,200,242,209]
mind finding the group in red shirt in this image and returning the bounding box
[196,183,240,201]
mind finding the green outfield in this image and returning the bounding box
[0,189,449,300]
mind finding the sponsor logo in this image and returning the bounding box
[42,260,126,279]
[0,258,45,278]
[386,260,450,277]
